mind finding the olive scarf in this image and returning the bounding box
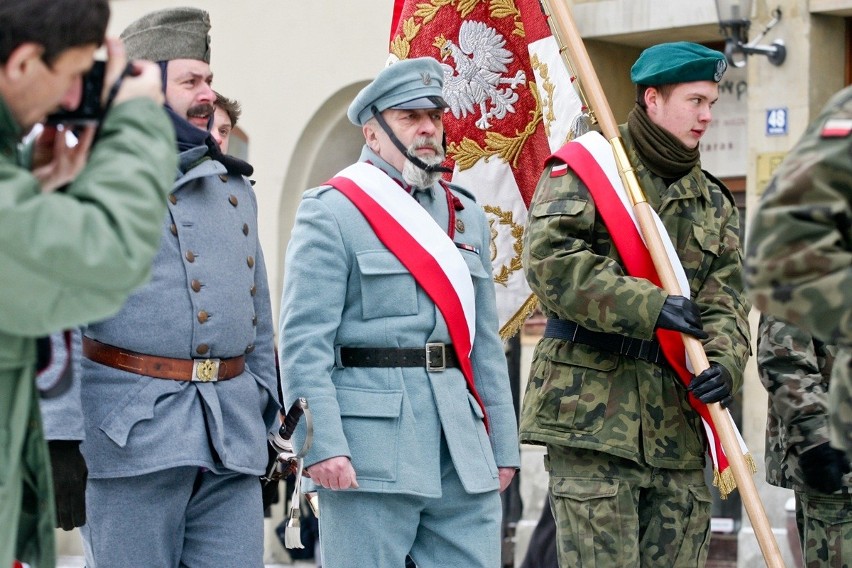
[627,104,699,179]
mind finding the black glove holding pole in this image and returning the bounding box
[655,295,709,340]
[48,440,88,530]
[689,363,734,408]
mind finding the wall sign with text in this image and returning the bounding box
[700,65,747,178]
[766,108,789,136]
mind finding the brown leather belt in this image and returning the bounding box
[82,337,244,382]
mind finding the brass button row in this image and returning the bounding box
[168,193,241,208]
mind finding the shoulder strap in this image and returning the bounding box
[701,169,737,208]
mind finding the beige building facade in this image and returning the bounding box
[55,1,852,565]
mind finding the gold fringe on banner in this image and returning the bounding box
[499,294,538,340]
[713,453,758,499]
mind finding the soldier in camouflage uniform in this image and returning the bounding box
[520,42,752,567]
[758,315,851,568]
[745,85,852,471]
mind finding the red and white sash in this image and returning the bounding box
[551,132,751,495]
[326,162,488,427]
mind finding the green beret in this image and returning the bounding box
[121,7,211,63]
[631,42,727,85]
[347,57,448,126]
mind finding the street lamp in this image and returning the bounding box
[715,0,786,67]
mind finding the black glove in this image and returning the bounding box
[260,442,281,512]
[655,296,709,340]
[800,442,851,494]
[689,363,734,407]
[48,440,88,530]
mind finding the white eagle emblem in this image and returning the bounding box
[436,20,526,130]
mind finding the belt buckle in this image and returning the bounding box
[425,343,446,372]
[192,358,220,382]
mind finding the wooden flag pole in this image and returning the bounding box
[540,1,785,566]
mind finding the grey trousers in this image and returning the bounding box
[318,436,503,568]
[81,466,263,567]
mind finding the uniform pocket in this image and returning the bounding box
[99,374,182,447]
[458,248,490,280]
[670,484,713,566]
[528,197,589,257]
[468,393,498,477]
[801,491,852,567]
[356,251,418,320]
[549,476,623,567]
[338,387,403,481]
[534,342,618,434]
[530,197,587,218]
[687,223,722,293]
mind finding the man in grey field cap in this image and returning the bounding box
[70,7,280,567]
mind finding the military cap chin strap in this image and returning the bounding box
[370,105,451,174]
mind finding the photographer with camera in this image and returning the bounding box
[0,1,177,566]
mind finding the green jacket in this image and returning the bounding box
[744,86,852,459]
[0,96,176,568]
[519,126,751,469]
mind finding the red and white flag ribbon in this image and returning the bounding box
[552,132,752,495]
[327,162,489,426]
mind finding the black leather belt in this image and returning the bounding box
[544,319,665,364]
[335,344,459,372]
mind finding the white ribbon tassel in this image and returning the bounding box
[284,458,305,549]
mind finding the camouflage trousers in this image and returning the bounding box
[795,490,852,568]
[545,445,711,568]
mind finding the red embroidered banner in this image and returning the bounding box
[389,0,585,337]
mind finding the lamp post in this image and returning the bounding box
[715,0,786,67]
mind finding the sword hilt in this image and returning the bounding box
[279,397,308,441]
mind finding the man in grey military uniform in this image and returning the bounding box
[66,8,280,567]
[757,315,851,567]
[279,57,520,567]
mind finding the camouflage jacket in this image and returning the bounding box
[745,86,852,459]
[758,316,849,493]
[519,125,752,469]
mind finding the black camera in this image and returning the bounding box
[46,60,106,125]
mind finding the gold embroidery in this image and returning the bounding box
[448,82,542,170]
[483,205,524,286]
[489,0,524,37]
[499,294,538,340]
[391,0,525,65]
[530,54,557,137]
